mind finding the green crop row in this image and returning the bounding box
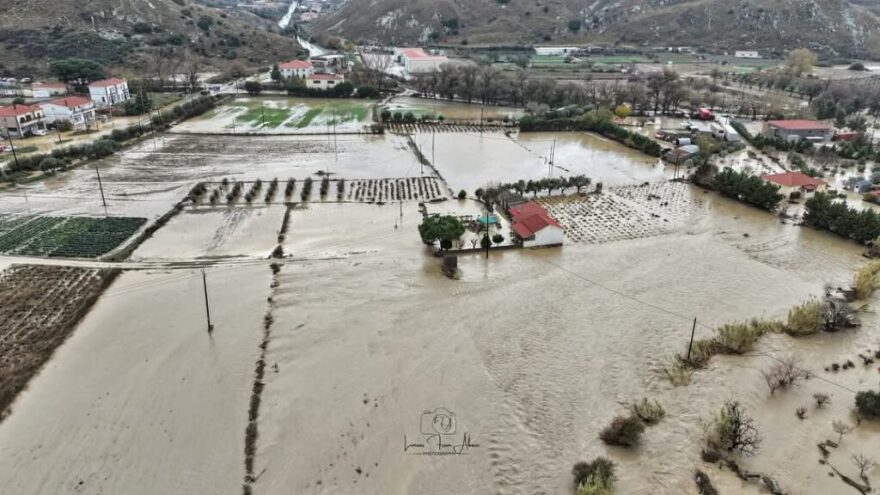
[0,216,146,258]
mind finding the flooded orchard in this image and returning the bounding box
[0,101,878,495]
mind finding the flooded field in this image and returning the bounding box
[384,96,523,122]
[1,116,879,495]
[427,131,664,193]
[173,97,374,134]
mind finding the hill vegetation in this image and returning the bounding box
[317,0,880,58]
[0,0,302,77]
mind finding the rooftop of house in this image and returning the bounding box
[509,201,562,238]
[762,171,827,188]
[45,96,93,109]
[89,78,127,88]
[766,119,832,131]
[399,48,448,61]
[0,104,42,117]
[279,60,313,69]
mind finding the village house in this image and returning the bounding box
[509,201,564,248]
[279,59,314,79]
[762,171,827,196]
[40,96,97,131]
[88,78,131,108]
[394,48,448,74]
[534,46,578,56]
[0,104,46,138]
[306,73,345,90]
[763,120,833,143]
[31,82,67,99]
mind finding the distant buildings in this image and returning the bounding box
[40,96,97,130]
[734,50,761,59]
[88,78,130,108]
[509,202,564,248]
[0,104,46,139]
[306,73,345,90]
[534,46,578,56]
[279,59,314,79]
[763,120,833,143]
[32,82,67,99]
[394,48,448,73]
[762,171,827,195]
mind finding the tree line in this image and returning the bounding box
[804,192,880,244]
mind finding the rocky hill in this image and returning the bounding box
[315,0,880,58]
[0,0,302,76]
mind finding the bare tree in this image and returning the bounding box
[852,453,876,482]
[761,356,811,395]
[706,400,761,456]
[182,49,204,92]
[814,392,831,408]
[833,419,854,444]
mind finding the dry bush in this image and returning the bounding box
[786,299,823,336]
[662,356,693,386]
[572,457,615,495]
[687,338,721,367]
[814,392,831,408]
[706,400,761,456]
[760,356,811,395]
[853,261,880,300]
[599,414,645,447]
[715,322,763,354]
[832,419,854,443]
[629,398,666,425]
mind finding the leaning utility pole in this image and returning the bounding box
[202,269,214,334]
[685,318,697,362]
[5,133,19,172]
[94,165,107,207]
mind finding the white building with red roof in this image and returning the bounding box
[509,201,564,248]
[761,171,827,195]
[279,59,314,79]
[40,96,97,130]
[0,104,45,138]
[31,82,67,99]
[762,120,833,142]
[88,78,130,108]
[394,48,449,74]
[306,73,345,90]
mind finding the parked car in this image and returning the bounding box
[31,129,48,136]
[0,145,11,153]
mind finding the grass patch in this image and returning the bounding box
[236,106,292,128]
[786,299,823,336]
[853,260,880,299]
[629,398,665,425]
[292,107,323,128]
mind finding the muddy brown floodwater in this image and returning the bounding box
[0,123,879,495]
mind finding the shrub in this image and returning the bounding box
[856,390,880,419]
[55,120,74,132]
[760,356,810,395]
[662,356,693,386]
[853,261,880,299]
[629,398,665,425]
[786,299,823,336]
[599,414,645,447]
[572,457,615,495]
[715,322,762,354]
[458,189,466,200]
[705,401,760,456]
[492,233,504,244]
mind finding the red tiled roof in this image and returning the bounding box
[400,48,448,61]
[308,73,344,81]
[0,104,41,117]
[89,78,126,88]
[509,201,561,238]
[762,171,827,188]
[279,60,313,69]
[45,96,92,108]
[32,82,66,88]
[766,120,831,131]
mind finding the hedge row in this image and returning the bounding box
[518,115,662,156]
[804,192,880,244]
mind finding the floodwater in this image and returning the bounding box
[0,264,271,494]
[428,131,663,192]
[1,122,880,495]
[388,96,524,122]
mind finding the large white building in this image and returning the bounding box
[734,50,761,59]
[395,48,448,74]
[534,46,578,56]
[88,78,130,108]
[32,82,67,99]
[278,59,314,79]
[40,96,97,130]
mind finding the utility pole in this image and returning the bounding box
[201,269,214,334]
[431,130,435,173]
[479,104,484,134]
[5,133,19,172]
[260,101,266,128]
[484,206,491,259]
[94,164,107,207]
[548,138,556,176]
[685,318,697,362]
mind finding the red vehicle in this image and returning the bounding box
[833,132,859,142]
[696,107,714,120]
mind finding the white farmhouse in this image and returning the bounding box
[306,73,345,90]
[395,48,448,74]
[734,50,761,59]
[279,59,314,79]
[534,46,578,56]
[509,202,564,248]
[40,96,97,130]
[88,78,130,108]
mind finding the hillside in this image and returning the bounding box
[315,0,880,58]
[0,0,302,76]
